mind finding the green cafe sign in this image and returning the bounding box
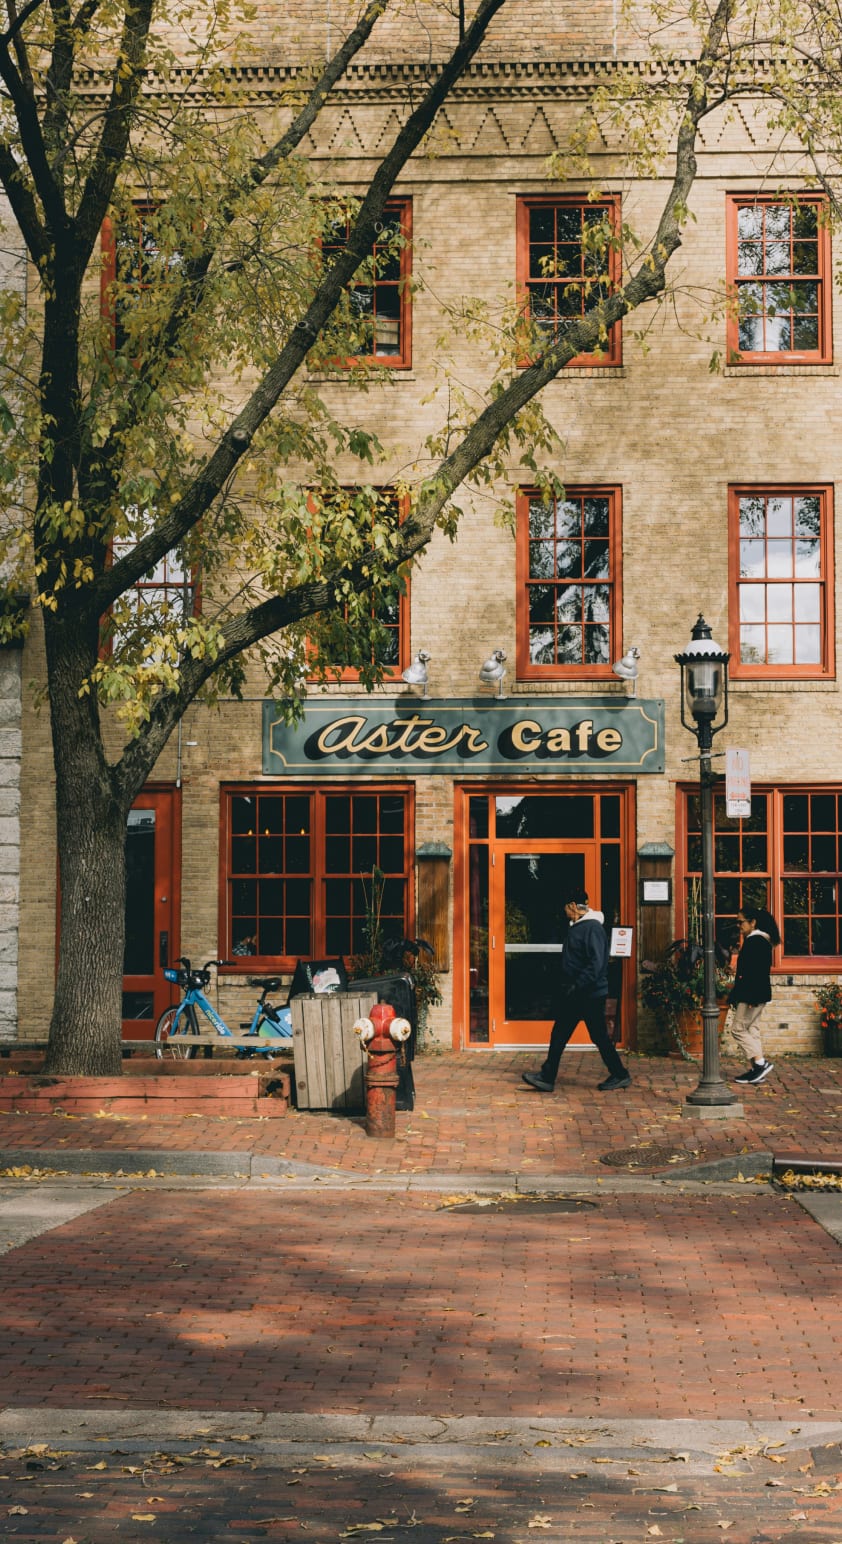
[263,697,665,776]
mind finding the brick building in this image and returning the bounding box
[13,1,842,1057]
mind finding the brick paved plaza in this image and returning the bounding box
[0,1049,840,1541]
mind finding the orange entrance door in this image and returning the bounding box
[122,787,180,1039]
[488,841,599,1047]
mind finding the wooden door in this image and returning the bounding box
[122,787,180,1039]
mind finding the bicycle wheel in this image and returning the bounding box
[154,1003,198,1060]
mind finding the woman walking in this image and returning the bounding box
[728,904,780,1085]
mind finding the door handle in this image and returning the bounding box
[159,931,169,967]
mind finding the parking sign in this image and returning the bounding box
[725,747,751,819]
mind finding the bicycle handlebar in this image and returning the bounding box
[176,957,234,973]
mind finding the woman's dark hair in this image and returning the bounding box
[739,904,781,947]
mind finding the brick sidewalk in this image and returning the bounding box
[1,1051,840,1177]
[1,1428,841,1544]
[1,1186,840,1420]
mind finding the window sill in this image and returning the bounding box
[306,369,416,383]
[730,678,837,692]
[724,363,838,377]
[512,679,631,694]
[547,366,626,380]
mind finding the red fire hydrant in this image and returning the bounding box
[354,1001,412,1138]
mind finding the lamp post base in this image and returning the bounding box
[682,1098,745,1120]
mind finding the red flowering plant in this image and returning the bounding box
[814,982,842,1032]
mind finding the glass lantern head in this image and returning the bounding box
[674,614,730,730]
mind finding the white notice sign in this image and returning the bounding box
[725,747,751,819]
[610,927,634,958]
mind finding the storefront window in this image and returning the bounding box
[681,786,842,962]
[223,786,411,966]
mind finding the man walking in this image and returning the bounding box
[522,889,632,1092]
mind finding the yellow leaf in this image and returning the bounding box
[131,1516,157,1524]
[647,1529,663,1538]
[528,1515,553,1530]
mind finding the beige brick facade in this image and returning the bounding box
[15,2,842,1061]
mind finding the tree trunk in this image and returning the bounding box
[43,621,131,1076]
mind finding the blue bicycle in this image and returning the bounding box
[154,956,292,1060]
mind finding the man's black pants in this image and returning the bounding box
[541,991,627,1085]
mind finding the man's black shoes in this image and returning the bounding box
[522,1071,554,1092]
[598,1072,632,1091]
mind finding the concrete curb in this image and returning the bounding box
[0,1147,776,1191]
[1,1410,841,1472]
[662,1149,773,1181]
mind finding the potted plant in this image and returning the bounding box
[813,982,842,1058]
[347,867,442,1041]
[642,937,733,1060]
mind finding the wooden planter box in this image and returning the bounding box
[290,990,377,1111]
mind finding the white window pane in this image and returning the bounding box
[740,624,765,663]
[794,625,821,663]
[767,625,793,663]
[795,540,821,577]
[794,584,820,622]
[740,539,765,577]
[766,497,792,537]
[767,585,793,623]
[739,585,765,623]
[766,539,793,577]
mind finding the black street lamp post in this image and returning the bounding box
[674,615,739,1108]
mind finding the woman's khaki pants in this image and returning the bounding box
[729,1001,767,1063]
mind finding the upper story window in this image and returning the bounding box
[321,198,412,368]
[515,195,622,367]
[516,487,622,680]
[102,507,198,657]
[729,485,834,679]
[308,488,409,681]
[726,195,831,363]
[101,203,182,352]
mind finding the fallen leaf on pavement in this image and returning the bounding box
[527,1515,553,1529]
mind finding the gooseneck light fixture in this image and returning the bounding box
[674,615,738,1109]
[611,645,641,694]
[479,649,507,698]
[400,650,431,698]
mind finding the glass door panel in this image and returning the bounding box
[490,842,598,1046]
[503,852,582,1019]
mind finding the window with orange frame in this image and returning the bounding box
[307,487,409,683]
[515,195,622,367]
[220,784,413,968]
[729,485,834,679]
[516,486,623,680]
[321,198,413,368]
[679,784,842,966]
[101,203,182,352]
[726,194,832,364]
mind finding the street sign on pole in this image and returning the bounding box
[726,747,751,818]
